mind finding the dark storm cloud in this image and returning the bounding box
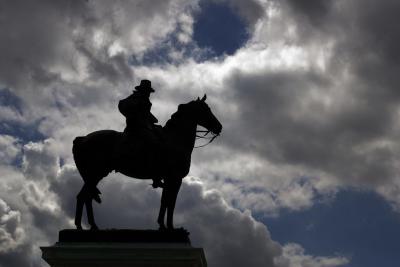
[226,69,396,185]
[283,0,334,25]
[0,0,191,93]
[0,0,88,89]
[282,0,400,91]
[336,1,400,102]
[0,245,40,267]
[218,0,400,191]
[74,43,133,84]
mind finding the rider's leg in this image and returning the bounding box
[150,132,166,189]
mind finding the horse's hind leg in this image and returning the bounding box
[75,184,87,229]
[75,182,99,230]
[85,198,98,230]
[85,180,100,230]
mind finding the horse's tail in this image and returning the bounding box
[72,136,102,203]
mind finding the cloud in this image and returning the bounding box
[1,0,400,265]
[0,199,25,253]
[276,243,349,267]
[177,178,281,266]
[22,139,59,181]
[0,135,21,165]
[0,0,201,93]
[247,0,400,207]
[0,197,39,267]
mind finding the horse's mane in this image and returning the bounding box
[163,101,196,131]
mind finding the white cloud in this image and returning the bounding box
[276,243,349,267]
[0,199,25,253]
[0,135,21,165]
[22,139,59,181]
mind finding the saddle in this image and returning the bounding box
[112,125,167,179]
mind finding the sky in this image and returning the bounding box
[0,0,400,266]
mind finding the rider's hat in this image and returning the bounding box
[135,79,155,93]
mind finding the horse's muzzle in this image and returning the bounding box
[213,123,222,135]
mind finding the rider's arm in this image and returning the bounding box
[118,95,143,117]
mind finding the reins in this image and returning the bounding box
[194,129,219,148]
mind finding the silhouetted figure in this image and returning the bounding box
[116,80,163,188]
[73,82,222,231]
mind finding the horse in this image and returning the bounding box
[72,94,222,230]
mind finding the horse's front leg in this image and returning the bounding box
[166,178,182,230]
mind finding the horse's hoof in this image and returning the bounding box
[90,225,99,231]
[175,227,188,233]
[158,223,167,231]
[76,225,83,230]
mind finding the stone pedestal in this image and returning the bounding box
[41,229,207,267]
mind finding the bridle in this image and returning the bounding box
[194,128,219,148]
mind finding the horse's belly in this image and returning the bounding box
[115,161,162,180]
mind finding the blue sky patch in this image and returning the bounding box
[193,1,249,56]
[0,88,23,114]
[0,88,45,143]
[129,1,249,65]
[262,190,400,267]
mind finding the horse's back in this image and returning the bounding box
[73,130,121,155]
[73,130,121,180]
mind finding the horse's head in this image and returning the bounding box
[193,94,222,135]
[164,95,222,149]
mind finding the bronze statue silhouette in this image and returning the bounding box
[72,80,222,231]
[116,79,164,188]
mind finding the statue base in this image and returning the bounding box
[41,229,207,267]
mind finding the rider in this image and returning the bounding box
[118,79,164,188]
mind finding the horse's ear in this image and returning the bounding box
[197,97,200,101]
[201,94,207,102]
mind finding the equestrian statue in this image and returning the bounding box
[72,80,222,230]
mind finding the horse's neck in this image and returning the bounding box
[164,116,197,152]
